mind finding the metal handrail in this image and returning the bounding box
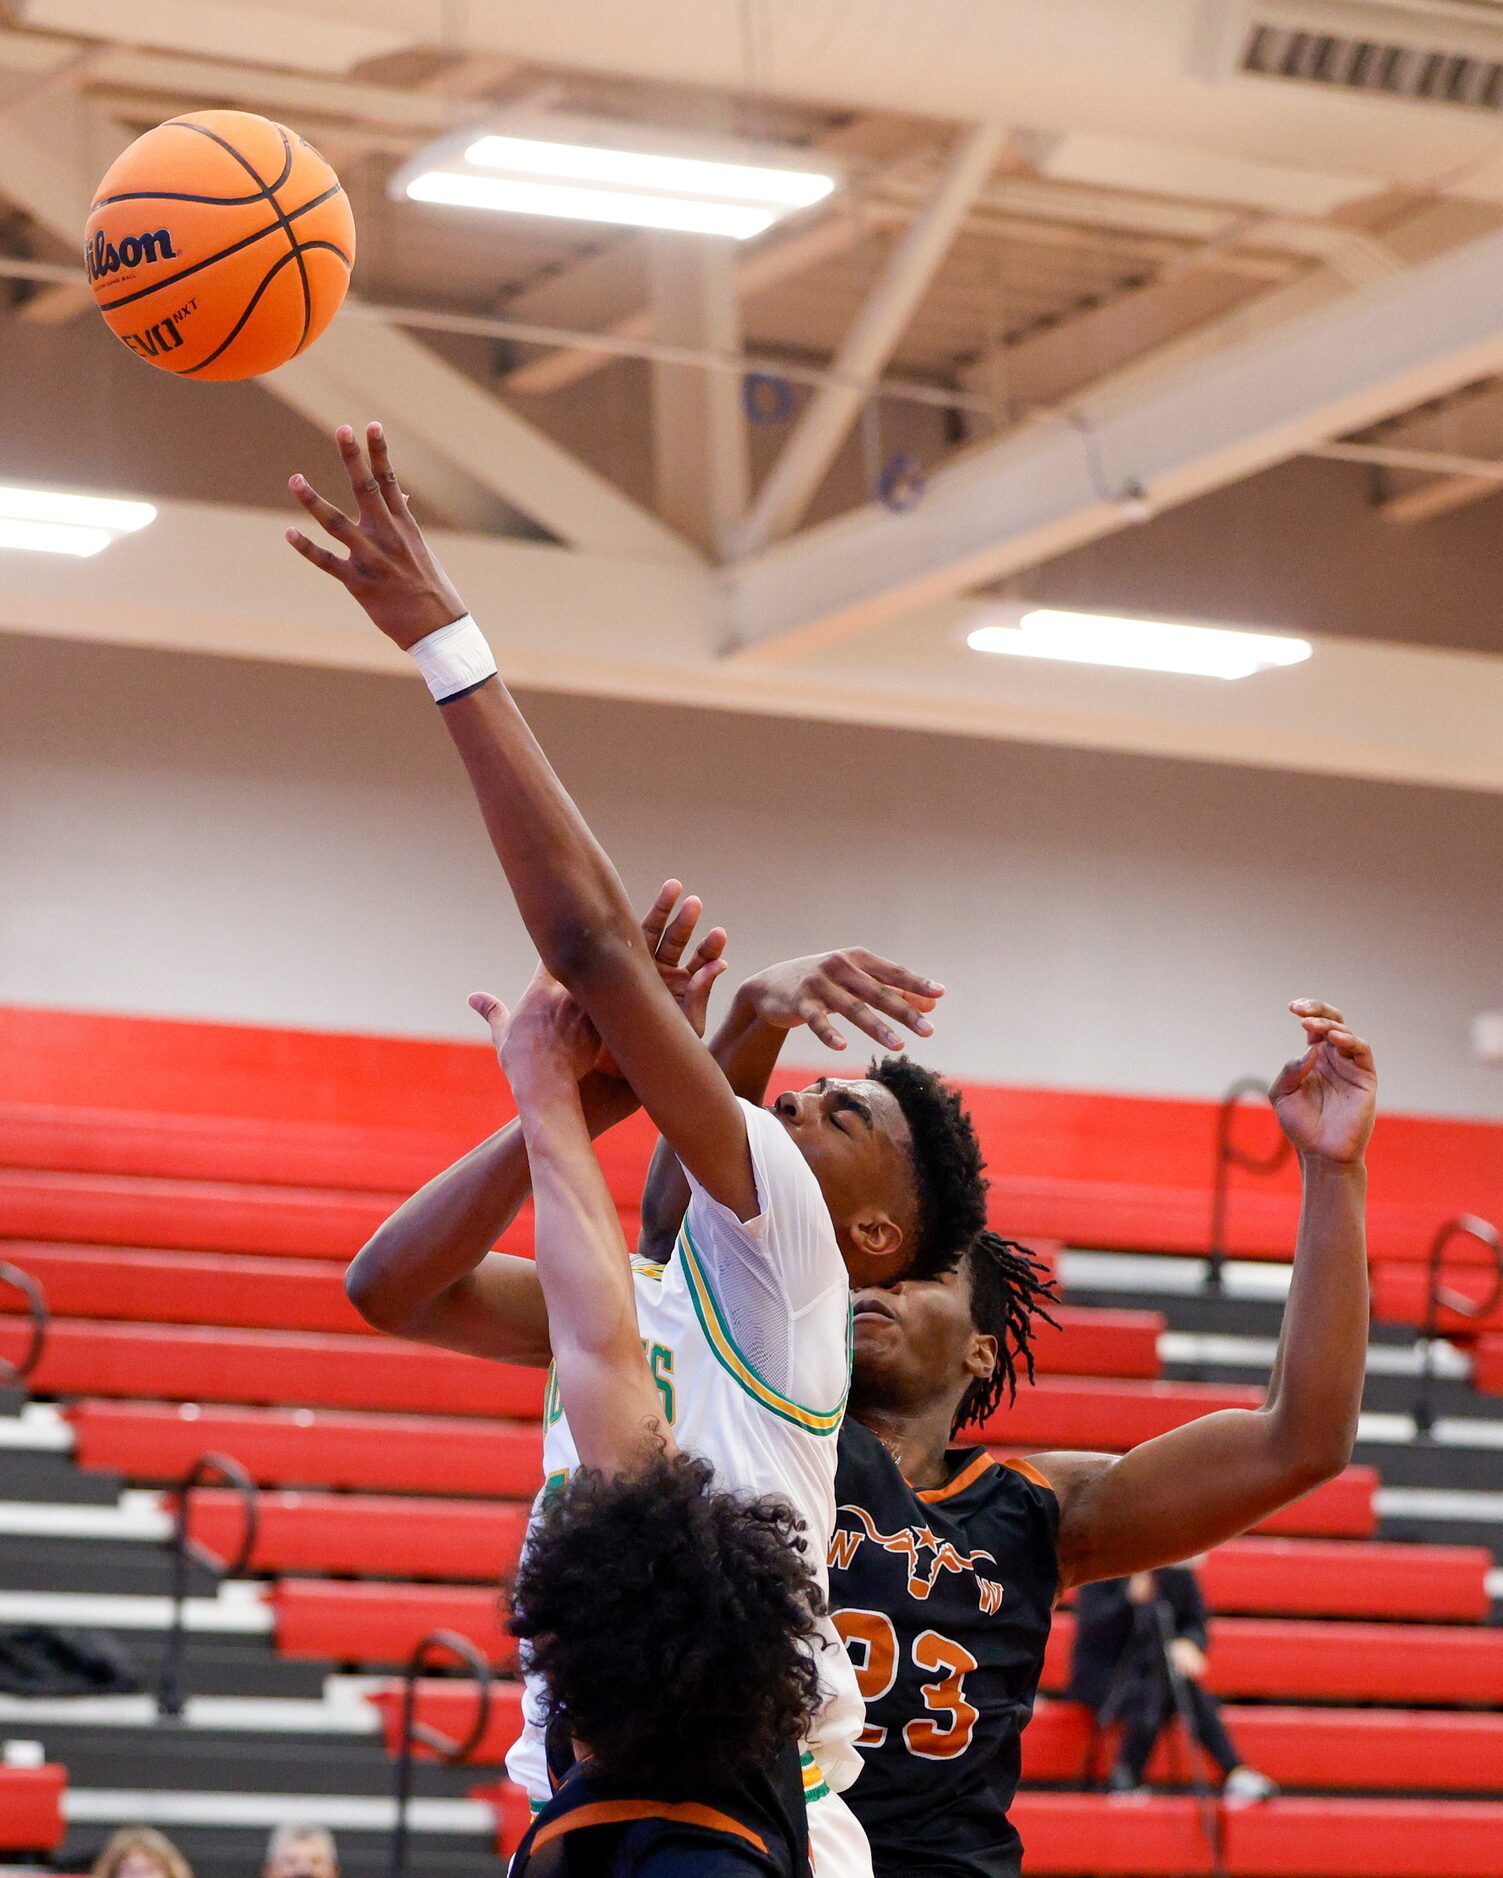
[156,1451,259,1719]
[1414,1215,1503,1437]
[1207,1076,1291,1292]
[0,1261,48,1387]
[391,1630,494,1878]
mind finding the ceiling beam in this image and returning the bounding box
[0,86,698,560]
[504,206,872,398]
[7,495,1503,798]
[730,123,1006,556]
[727,213,1503,659]
[646,235,748,558]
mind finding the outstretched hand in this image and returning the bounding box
[286,423,467,649]
[592,881,729,1079]
[740,949,943,1054]
[1269,999,1376,1166]
[470,965,599,1087]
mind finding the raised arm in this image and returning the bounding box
[1036,999,1374,1588]
[345,886,728,1364]
[288,427,765,1218]
[474,968,672,1474]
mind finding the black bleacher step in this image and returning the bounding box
[1066,1286,1289,1338]
[14,1722,489,1798]
[0,1532,221,1598]
[136,1635,330,1701]
[1379,1513,1503,1549]
[61,1825,499,1878]
[0,1450,124,1506]
[1354,1438,1503,1490]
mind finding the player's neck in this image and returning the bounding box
[856,1397,959,1491]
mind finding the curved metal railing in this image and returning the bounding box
[1207,1075,1291,1292]
[0,1261,48,1388]
[1413,1215,1503,1437]
[156,1451,260,1719]
[391,1630,494,1878]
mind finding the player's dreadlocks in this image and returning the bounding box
[953,1230,1061,1436]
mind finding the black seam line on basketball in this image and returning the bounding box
[175,116,295,198]
[185,120,309,351]
[94,182,343,313]
[93,187,276,209]
[181,243,351,377]
[91,118,298,212]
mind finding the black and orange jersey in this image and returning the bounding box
[508,1738,812,1878]
[830,1421,1060,1878]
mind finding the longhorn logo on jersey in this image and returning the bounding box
[834,1502,1005,1610]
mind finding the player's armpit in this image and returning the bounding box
[1030,1406,1335,1588]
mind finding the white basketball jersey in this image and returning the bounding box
[505,1098,865,1805]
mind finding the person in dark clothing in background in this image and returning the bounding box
[1070,1564,1277,1805]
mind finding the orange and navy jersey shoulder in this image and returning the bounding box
[829,1421,1059,1878]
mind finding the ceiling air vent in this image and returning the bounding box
[1241,13,1503,110]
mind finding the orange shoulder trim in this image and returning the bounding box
[916,1451,997,1503]
[531,1799,768,1856]
[1003,1455,1053,1492]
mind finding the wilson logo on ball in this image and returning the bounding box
[86,228,178,282]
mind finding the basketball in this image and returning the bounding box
[85,109,355,382]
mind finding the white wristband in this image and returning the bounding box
[408,614,498,703]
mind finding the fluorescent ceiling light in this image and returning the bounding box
[406,172,778,240]
[0,485,155,557]
[0,518,111,557]
[465,135,834,209]
[399,115,837,240]
[967,609,1312,680]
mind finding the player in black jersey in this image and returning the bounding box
[829,1233,1059,1878]
[644,988,1375,1878]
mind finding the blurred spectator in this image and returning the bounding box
[90,1826,193,1878]
[264,1825,339,1878]
[1070,1563,1277,1806]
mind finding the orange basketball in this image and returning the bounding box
[85,109,355,382]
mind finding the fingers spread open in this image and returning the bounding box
[290,474,358,547]
[800,998,848,1050]
[285,526,349,581]
[657,894,703,966]
[334,423,384,521]
[835,994,904,1053]
[843,971,935,1037]
[365,422,407,517]
[684,927,728,977]
[849,950,946,1002]
[639,881,682,954]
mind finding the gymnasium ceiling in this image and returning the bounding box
[3,0,1503,792]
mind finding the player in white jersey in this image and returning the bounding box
[292,425,991,1875]
[515,1087,860,1810]
[481,962,824,1877]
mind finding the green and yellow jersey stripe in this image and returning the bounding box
[676,1221,850,1436]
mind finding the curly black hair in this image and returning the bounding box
[870,1055,989,1281]
[508,1451,825,1796]
[952,1230,1060,1436]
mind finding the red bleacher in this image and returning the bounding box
[4,1004,1503,1878]
[0,1286,1152,1383]
[1009,1793,1503,1877]
[1043,1614,1503,1704]
[0,1765,67,1853]
[1024,1697,1503,1791]
[0,1318,546,1418]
